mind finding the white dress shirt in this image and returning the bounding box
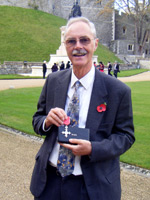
[49,66,95,175]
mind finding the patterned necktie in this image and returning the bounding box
[57,81,81,177]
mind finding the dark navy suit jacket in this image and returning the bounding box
[30,68,135,200]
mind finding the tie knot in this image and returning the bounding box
[74,80,81,90]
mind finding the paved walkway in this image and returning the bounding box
[0,79,45,91]
[0,72,150,200]
[0,71,150,91]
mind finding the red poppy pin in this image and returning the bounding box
[63,116,70,126]
[97,102,107,113]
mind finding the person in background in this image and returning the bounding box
[93,61,97,67]
[60,61,65,70]
[114,61,120,78]
[99,61,104,72]
[51,63,58,72]
[42,61,47,79]
[66,61,71,69]
[107,61,112,76]
[30,16,135,200]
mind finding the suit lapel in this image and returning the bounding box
[53,70,72,109]
[86,69,108,139]
[53,69,108,137]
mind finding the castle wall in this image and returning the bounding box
[0,0,53,13]
[52,0,113,47]
[115,12,135,41]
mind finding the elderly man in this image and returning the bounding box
[30,17,135,200]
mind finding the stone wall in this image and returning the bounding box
[111,40,135,55]
[139,59,150,69]
[0,61,42,74]
[115,11,135,41]
[119,63,137,71]
[57,0,113,46]
[0,61,139,75]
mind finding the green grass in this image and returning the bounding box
[0,6,66,63]
[0,74,42,79]
[120,81,150,169]
[0,87,42,135]
[95,43,121,64]
[118,69,149,77]
[0,81,150,169]
[0,6,121,64]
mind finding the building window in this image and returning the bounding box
[145,49,148,55]
[128,44,134,51]
[123,27,126,34]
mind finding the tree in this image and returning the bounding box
[96,0,150,54]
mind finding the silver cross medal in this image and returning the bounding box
[62,125,71,138]
[62,116,71,138]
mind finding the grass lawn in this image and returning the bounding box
[0,69,149,80]
[0,6,66,63]
[0,82,150,169]
[0,6,121,64]
[0,87,42,135]
[0,74,42,79]
[120,81,150,169]
[118,68,149,77]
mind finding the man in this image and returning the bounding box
[42,61,47,79]
[66,60,71,69]
[60,61,65,70]
[51,63,58,72]
[114,61,120,78]
[107,61,112,76]
[30,17,135,200]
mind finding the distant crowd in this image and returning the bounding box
[94,61,120,78]
[51,61,71,73]
[42,60,120,79]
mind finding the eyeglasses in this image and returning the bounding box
[65,36,95,47]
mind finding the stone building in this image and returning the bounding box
[111,10,150,63]
[1,0,150,63]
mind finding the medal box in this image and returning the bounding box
[58,125,90,143]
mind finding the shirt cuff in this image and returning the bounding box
[42,119,51,132]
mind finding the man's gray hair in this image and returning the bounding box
[64,17,97,39]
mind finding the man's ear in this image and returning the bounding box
[94,38,99,51]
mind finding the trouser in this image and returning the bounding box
[108,70,112,76]
[114,70,118,78]
[43,72,46,79]
[34,164,90,200]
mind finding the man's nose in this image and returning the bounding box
[74,39,82,48]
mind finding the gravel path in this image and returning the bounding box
[0,79,45,91]
[0,128,150,200]
[0,71,150,91]
[0,72,150,200]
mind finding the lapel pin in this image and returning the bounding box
[97,102,107,113]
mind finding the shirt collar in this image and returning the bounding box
[71,66,95,90]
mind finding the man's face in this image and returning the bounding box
[64,21,98,71]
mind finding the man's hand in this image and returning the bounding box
[60,139,92,156]
[45,107,67,129]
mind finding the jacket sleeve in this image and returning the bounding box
[90,87,135,162]
[32,77,50,136]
